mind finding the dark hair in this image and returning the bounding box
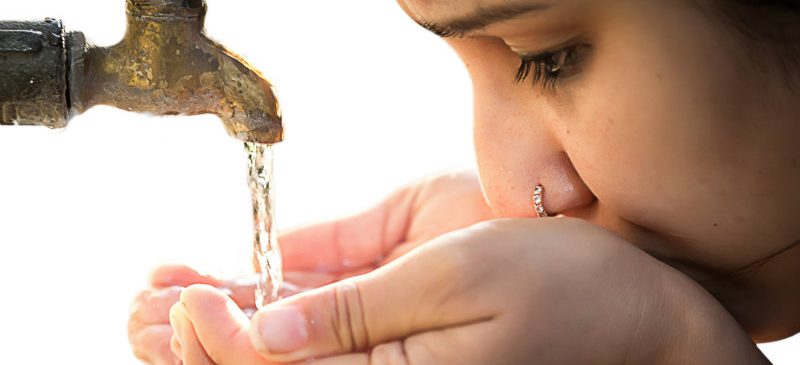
[718,0,800,77]
[724,1,800,39]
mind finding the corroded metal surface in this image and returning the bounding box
[0,0,283,144]
[0,19,70,128]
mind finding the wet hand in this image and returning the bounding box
[128,265,260,365]
[276,170,494,289]
[129,170,491,364]
[170,218,768,365]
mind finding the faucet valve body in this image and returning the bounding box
[0,0,283,144]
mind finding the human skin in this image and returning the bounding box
[129,172,496,365]
[129,0,799,363]
[129,173,766,365]
[397,0,800,340]
[168,218,769,364]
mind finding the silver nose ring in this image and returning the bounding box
[533,184,549,218]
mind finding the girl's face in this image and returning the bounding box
[399,1,799,280]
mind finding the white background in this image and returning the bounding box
[0,0,795,363]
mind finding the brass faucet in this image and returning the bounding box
[0,0,283,144]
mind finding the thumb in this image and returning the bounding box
[179,284,266,365]
[248,230,495,363]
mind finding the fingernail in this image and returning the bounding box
[253,306,309,354]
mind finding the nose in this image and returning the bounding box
[448,36,595,218]
[474,127,596,217]
[532,152,597,216]
[469,75,594,218]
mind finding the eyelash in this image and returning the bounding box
[515,42,588,91]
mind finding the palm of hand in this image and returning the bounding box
[279,170,495,289]
[128,171,493,365]
[132,170,768,365]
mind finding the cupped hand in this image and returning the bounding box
[128,265,260,365]
[278,170,495,288]
[170,218,768,365]
[130,171,493,364]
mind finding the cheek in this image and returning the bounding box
[473,112,540,217]
[575,7,729,218]
[566,2,779,267]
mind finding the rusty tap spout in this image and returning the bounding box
[74,0,282,144]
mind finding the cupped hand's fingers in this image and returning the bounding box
[298,322,498,365]
[148,265,260,310]
[279,185,418,274]
[130,287,183,327]
[282,272,337,290]
[170,302,217,365]
[218,275,312,310]
[298,342,413,365]
[150,265,224,289]
[128,287,185,365]
[128,276,257,364]
[216,277,258,310]
[129,324,181,365]
[282,269,375,291]
[179,285,267,365]
[248,226,498,363]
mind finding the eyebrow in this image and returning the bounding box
[416,2,551,38]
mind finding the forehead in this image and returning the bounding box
[398,0,494,22]
[399,0,557,31]
[399,0,564,39]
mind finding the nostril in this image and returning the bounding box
[539,153,596,216]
